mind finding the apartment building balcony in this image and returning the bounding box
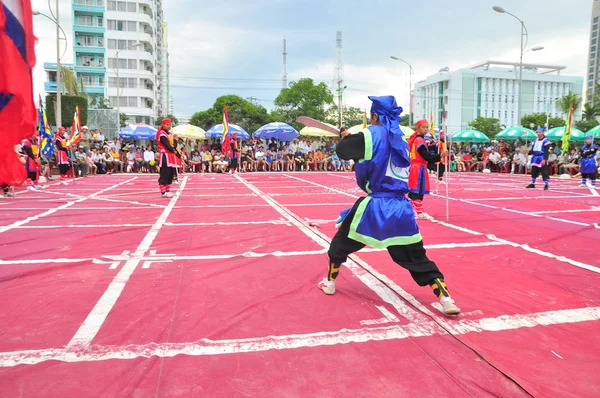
[74,23,105,35]
[73,0,104,14]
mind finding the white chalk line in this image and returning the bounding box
[1,306,599,367]
[235,174,427,325]
[0,177,138,235]
[467,195,599,201]
[41,189,167,209]
[65,176,189,349]
[431,193,598,228]
[285,174,600,277]
[0,241,506,266]
[11,220,293,229]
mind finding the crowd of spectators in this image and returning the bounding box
[447,139,600,177]
[30,126,599,179]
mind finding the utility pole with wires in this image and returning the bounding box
[282,39,288,89]
[335,31,345,129]
[246,97,258,105]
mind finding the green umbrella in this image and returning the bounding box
[495,127,536,141]
[451,130,490,142]
[584,125,600,139]
[545,127,586,142]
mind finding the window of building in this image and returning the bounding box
[97,16,103,26]
[127,2,136,12]
[594,39,598,46]
[592,45,597,52]
[78,15,93,26]
[595,16,599,23]
[128,21,137,31]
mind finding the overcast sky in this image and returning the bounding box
[32,0,592,117]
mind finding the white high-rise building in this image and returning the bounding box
[72,0,168,125]
[586,0,600,98]
[414,61,583,133]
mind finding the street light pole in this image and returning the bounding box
[493,6,534,128]
[32,7,67,129]
[55,0,62,128]
[390,56,414,126]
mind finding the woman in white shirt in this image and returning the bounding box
[143,146,156,172]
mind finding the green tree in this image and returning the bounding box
[575,118,599,132]
[521,113,547,129]
[399,113,414,127]
[89,94,111,109]
[521,113,565,129]
[582,103,600,121]
[46,94,88,128]
[61,68,86,97]
[548,117,566,128]
[119,113,128,127]
[325,106,365,127]
[165,114,179,125]
[190,95,272,134]
[468,117,501,138]
[273,78,334,130]
[557,92,582,115]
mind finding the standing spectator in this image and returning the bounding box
[80,126,91,152]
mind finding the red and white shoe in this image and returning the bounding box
[318,278,336,295]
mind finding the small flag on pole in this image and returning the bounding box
[221,105,229,142]
[70,105,82,146]
[38,95,55,158]
[561,103,574,153]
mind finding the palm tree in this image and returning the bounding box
[556,93,582,116]
[582,103,600,120]
[61,68,87,98]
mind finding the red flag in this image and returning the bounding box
[0,1,37,185]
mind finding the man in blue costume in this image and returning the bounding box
[579,135,598,188]
[526,128,551,191]
[318,96,460,316]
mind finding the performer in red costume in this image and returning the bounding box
[54,127,72,185]
[22,130,43,190]
[229,132,239,173]
[156,118,180,197]
[407,120,447,219]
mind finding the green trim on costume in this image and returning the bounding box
[365,181,372,193]
[360,128,373,162]
[348,196,422,249]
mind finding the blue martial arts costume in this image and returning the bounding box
[580,140,598,187]
[326,96,448,292]
[529,136,551,187]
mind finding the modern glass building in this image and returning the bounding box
[587,0,600,98]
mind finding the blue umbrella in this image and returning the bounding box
[119,124,157,140]
[254,122,299,142]
[205,124,250,139]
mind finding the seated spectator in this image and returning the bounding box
[547,148,558,175]
[314,149,324,171]
[294,149,305,171]
[331,151,341,171]
[255,148,266,171]
[143,146,156,172]
[86,151,97,175]
[285,151,295,171]
[110,146,124,172]
[202,150,213,172]
[75,146,89,177]
[93,148,106,174]
[190,150,202,172]
[102,147,114,173]
[462,152,473,171]
[126,146,136,172]
[455,152,466,172]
